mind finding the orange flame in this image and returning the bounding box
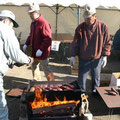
[30,88,80,109]
[47,73,54,81]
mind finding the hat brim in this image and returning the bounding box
[27,9,39,13]
[11,19,19,28]
[83,14,92,19]
[27,9,35,13]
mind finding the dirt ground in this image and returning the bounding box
[3,56,120,120]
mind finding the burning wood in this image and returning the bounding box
[20,81,82,119]
[27,82,81,117]
[29,88,80,109]
[32,102,76,115]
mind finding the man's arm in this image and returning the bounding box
[101,24,112,68]
[70,28,79,66]
[102,25,112,56]
[39,23,52,52]
[3,28,32,64]
[70,27,80,57]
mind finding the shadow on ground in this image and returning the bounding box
[4,76,30,90]
[88,93,120,117]
[49,64,71,74]
[4,76,29,120]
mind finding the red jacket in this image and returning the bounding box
[25,14,52,60]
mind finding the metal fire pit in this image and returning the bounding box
[19,81,82,120]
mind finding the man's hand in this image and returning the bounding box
[70,57,75,66]
[36,49,43,57]
[14,57,34,67]
[101,56,107,68]
[28,57,34,65]
[23,44,27,52]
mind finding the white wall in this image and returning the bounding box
[0,5,120,44]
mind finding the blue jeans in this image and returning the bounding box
[78,57,103,93]
[0,75,9,120]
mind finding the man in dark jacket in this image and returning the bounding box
[23,3,54,81]
[70,4,111,94]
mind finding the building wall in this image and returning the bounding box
[0,5,120,44]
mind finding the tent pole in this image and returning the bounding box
[77,6,80,25]
[55,4,59,40]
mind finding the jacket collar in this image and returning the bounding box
[34,14,43,22]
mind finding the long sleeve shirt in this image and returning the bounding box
[71,20,111,60]
[0,22,30,75]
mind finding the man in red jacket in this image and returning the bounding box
[23,3,54,81]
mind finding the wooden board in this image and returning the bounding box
[7,88,23,97]
[96,86,120,108]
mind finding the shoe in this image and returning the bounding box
[92,89,96,93]
[92,90,99,96]
[81,91,86,94]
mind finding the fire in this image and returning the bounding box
[30,88,80,109]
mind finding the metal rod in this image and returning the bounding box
[77,6,80,25]
[55,4,59,40]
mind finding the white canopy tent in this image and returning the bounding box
[0,0,120,41]
[0,0,120,9]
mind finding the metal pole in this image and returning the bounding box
[55,4,59,40]
[77,6,80,25]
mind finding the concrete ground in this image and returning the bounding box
[4,57,120,120]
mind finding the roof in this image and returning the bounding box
[0,0,120,9]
